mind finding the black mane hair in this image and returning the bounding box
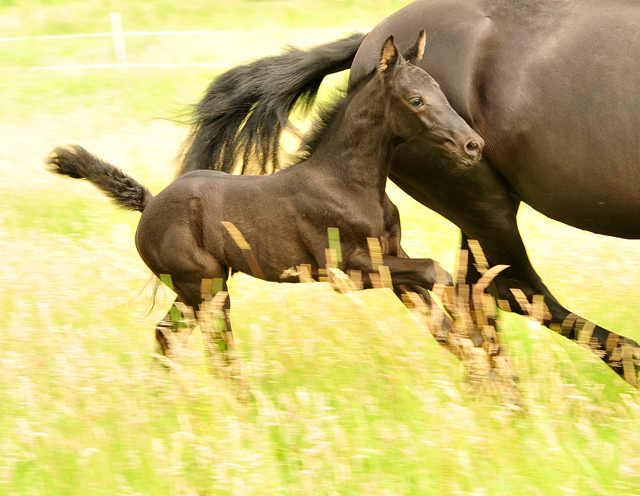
[293,72,376,165]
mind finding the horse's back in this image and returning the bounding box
[353,0,640,237]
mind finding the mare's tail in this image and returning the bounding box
[180,32,367,176]
[46,145,152,213]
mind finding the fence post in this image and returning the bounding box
[110,12,127,72]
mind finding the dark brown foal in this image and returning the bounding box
[47,33,483,364]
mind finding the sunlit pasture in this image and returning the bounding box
[2,1,640,494]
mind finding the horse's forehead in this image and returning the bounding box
[395,65,439,93]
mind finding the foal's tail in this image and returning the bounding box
[46,145,152,213]
[180,32,367,176]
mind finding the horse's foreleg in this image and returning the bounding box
[390,147,639,386]
[461,231,640,386]
[390,246,453,340]
[347,250,451,318]
[371,255,476,350]
[382,254,453,289]
[350,250,520,402]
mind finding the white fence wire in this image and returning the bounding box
[0,13,369,72]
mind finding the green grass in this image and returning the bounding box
[1,0,396,37]
[3,1,640,494]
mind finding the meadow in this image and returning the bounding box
[2,1,640,494]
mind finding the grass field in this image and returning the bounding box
[3,1,640,494]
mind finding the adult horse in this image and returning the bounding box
[349,0,640,385]
[181,0,640,385]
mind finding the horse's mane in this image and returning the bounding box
[292,73,374,165]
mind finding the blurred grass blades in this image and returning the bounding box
[3,0,640,493]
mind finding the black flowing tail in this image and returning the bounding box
[46,145,153,213]
[180,32,367,176]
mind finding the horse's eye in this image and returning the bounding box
[409,97,423,107]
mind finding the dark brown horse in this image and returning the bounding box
[47,34,483,359]
[180,0,640,385]
[353,0,640,385]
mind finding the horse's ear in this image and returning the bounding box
[403,30,426,64]
[378,36,400,77]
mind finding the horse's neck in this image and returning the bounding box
[311,80,396,199]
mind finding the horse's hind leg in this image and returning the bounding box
[152,253,232,363]
[198,280,237,374]
[155,308,176,357]
[194,276,249,395]
[154,297,197,360]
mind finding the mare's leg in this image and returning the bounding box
[389,146,640,385]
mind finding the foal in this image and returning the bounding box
[47,33,483,359]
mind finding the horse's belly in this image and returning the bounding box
[502,152,640,239]
[474,6,640,239]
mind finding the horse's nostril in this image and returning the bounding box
[465,140,480,155]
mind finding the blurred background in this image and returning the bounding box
[2,1,640,494]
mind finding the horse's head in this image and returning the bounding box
[379,32,484,168]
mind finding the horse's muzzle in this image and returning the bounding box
[460,136,484,167]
